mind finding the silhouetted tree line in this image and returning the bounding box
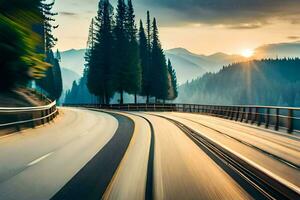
[0,0,62,100]
[65,0,178,104]
[35,1,63,100]
[178,58,300,107]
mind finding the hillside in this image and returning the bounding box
[165,48,246,83]
[178,58,300,107]
[60,41,300,86]
[0,89,49,107]
[60,48,246,85]
[60,49,86,75]
[61,68,80,92]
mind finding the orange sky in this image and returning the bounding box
[53,0,300,55]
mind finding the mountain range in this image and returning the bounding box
[59,41,300,91]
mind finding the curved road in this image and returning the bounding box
[0,108,119,200]
[0,108,299,200]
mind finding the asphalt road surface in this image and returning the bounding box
[0,108,299,200]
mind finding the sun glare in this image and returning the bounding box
[241,49,254,58]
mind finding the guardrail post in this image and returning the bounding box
[235,107,240,121]
[240,107,245,122]
[46,109,50,123]
[246,107,251,123]
[257,107,261,126]
[265,108,270,128]
[287,109,293,133]
[251,108,256,124]
[229,107,234,120]
[41,110,45,124]
[275,108,279,131]
[31,113,35,128]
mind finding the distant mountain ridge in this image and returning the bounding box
[59,41,300,86]
[165,48,246,84]
[60,49,86,75]
[178,58,300,107]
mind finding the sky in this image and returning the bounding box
[53,0,300,55]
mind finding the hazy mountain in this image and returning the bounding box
[61,68,80,92]
[165,48,245,84]
[178,58,300,107]
[59,41,300,86]
[60,49,86,75]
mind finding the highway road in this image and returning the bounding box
[0,108,120,200]
[153,112,300,188]
[0,108,299,200]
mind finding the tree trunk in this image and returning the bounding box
[98,96,103,104]
[105,95,110,105]
[146,95,149,104]
[134,92,137,104]
[120,90,124,104]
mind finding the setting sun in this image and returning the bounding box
[241,49,254,58]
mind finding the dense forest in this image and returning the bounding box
[65,0,178,104]
[178,58,300,107]
[0,0,63,101]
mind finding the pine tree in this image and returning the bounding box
[145,11,152,103]
[150,18,169,102]
[139,20,151,102]
[37,50,62,100]
[87,0,114,104]
[146,11,151,49]
[125,0,141,104]
[35,0,62,100]
[167,59,178,100]
[113,0,128,104]
[85,19,95,64]
[52,53,63,100]
[40,0,58,53]
[0,0,50,91]
[56,49,61,62]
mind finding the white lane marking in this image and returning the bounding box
[27,152,54,167]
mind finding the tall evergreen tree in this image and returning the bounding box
[146,11,151,49]
[40,0,58,53]
[37,50,62,100]
[139,20,151,102]
[125,0,141,104]
[0,0,50,91]
[167,59,178,100]
[56,49,61,62]
[149,18,169,102]
[113,0,128,104]
[87,0,114,104]
[35,0,62,100]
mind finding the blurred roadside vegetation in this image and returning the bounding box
[0,0,50,92]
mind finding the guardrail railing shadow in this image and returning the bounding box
[65,103,300,134]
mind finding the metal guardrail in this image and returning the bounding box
[0,101,58,132]
[65,103,300,134]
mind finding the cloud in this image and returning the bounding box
[137,0,300,28]
[60,11,78,16]
[226,23,265,29]
[288,36,300,40]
